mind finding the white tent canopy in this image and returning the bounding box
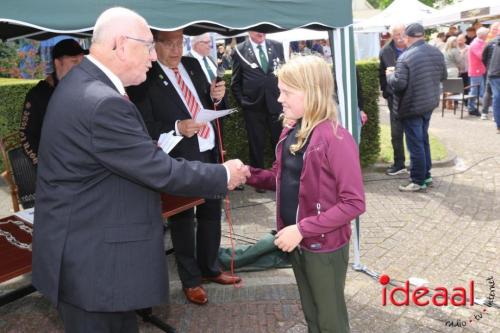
[267,28,380,61]
[422,0,500,27]
[355,0,436,32]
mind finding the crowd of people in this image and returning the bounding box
[380,20,500,193]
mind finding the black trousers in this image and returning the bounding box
[57,300,139,333]
[168,150,222,288]
[387,96,406,169]
[242,103,282,168]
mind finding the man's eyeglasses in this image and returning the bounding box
[125,36,156,54]
[156,39,185,50]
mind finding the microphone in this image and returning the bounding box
[215,65,225,83]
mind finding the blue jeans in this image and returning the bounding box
[468,76,485,112]
[490,77,500,129]
[402,112,432,185]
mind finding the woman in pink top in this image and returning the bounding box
[467,27,489,115]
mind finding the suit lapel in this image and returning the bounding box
[152,62,192,118]
[266,42,275,74]
[242,40,261,70]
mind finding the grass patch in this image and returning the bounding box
[378,124,448,164]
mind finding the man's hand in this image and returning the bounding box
[274,225,303,252]
[177,119,205,138]
[385,66,395,76]
[210,80,226,102]
[223,159,250,190]
[360,111,368,126]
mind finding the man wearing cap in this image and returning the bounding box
[387,23,447,192]
[19,39,85,165]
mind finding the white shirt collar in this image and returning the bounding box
[86,55,126,96]
[190,49,205,61]
[249,38,266,51]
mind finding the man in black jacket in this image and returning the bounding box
[387,23,447,192]
[128,30,241,306]
[231,32,285,176]
[379,24,407,176]
[19,39,85,165]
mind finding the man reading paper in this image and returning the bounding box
[128,29,240,307]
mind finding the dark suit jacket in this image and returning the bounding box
[32,58,228,312]
[231,39,284,113]
[128,57,226,162]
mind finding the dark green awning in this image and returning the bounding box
[1,0,352,40]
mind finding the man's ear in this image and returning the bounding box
[114,35,127,61]
[53,58,62,74]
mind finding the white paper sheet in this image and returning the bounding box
[14,207,35,225]
[195,108,237,123]
[158,131,183,155]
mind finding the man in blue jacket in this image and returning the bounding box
[387,23,447,192]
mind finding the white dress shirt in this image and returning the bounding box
[190,49,218,83]
[157,61,215,153]
[249,39,268,68]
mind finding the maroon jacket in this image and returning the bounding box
[247,120,365,253]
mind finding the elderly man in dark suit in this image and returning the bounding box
[128,29,241,307]
[32,7,249,332]
[231,31,285,184]
[187,33,219,83]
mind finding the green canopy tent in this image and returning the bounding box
[1,0,364,270]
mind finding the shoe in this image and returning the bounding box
[255,188,266,194]
[385,165,407,176]
[399,182,427,192]
[481,114,488,120]
[468,111,481,117]
[235,184,245,191]
[183,286,208,305]
[424,177,433,188]
[497,128,500,134]
[203,272,242,285]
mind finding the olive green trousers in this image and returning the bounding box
[290,243,350,333]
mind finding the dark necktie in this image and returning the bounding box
[172,68,210,138]
[257,44,268,72]
[202,57,216,81]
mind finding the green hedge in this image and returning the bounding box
[221,61,381,168]
[0,63,380,171]
[0,78,38,171]
[356,61,381,167]
[0,78,38,138]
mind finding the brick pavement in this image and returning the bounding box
[0,105,499,332]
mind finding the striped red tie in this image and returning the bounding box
[172,68,210,138]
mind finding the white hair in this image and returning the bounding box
[389,23,405,35]
[190,33,210,46]
[92,7,147,44]
[476,27,489,38]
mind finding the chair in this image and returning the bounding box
[441,78,479,119]
[0,132,37,212]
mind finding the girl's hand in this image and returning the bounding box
[274,225,303,252]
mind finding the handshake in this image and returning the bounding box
[223,159,251,190]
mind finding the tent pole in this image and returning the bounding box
[330,27,364,271]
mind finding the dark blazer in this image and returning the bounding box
[127,57,226,162]
[32,57,228,312]
[231,39,284,113]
